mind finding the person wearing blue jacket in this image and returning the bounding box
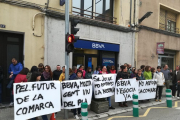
[69,66,77,80]
[8,58,23,107]
[8,58,23,80]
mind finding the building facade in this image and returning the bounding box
[0,0,135,102]
[136,0,180,70]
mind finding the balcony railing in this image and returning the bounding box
[159,23,179,34]
[72,7,117,24]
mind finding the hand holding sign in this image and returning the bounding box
[14,81,61,120]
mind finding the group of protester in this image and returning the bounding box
[1,58,180,120]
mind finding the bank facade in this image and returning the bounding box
[0,0,135,102]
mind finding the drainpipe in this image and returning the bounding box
[32,12,46,37]
[133,0,136,26]
[129,0,132,27]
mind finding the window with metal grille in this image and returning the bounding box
[72,0,117,24]
[159,9,179,34]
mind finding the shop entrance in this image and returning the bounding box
[73,49,98,71]
[0,31,24,103]
[158,55,174,70]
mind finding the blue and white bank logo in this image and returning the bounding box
[92,43,105,49]
[103,59,114,63]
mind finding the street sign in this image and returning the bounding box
[0,24,6,28]
[60,0,65,6]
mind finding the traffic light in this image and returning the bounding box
[66,33,75,53]
[71,18,80,43]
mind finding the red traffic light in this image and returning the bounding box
[67,34,75,43]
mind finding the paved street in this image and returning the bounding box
[99,101,180,120]
[0,88,179,120]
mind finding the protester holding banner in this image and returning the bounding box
[143,66,152,80]
[99,66,115,109]
[78,65,86,78]
[41,65,53,81]
[29,71,49,120]
[73,70,83,119]
[38,63,45,74]
[141,65,146,74]
[136,69,145,80]
[94,66,101,74]
[53,65,62,80]
[26,66,38,82]
[69,66,77,80]
[85,67,93,79]
[116,65,129,107]
[110,65,116,74]
[130,68,137,78]
[14,68,29,83]
[59,66,65,81]
[153,66,165,102]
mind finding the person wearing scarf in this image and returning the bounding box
[41,65,53,81]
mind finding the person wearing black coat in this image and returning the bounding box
[116,65,129,107]
[172,66,180,97]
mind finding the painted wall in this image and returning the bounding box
[139,0,180,29]
[0,3,44,69]
[137,29,180,68]
[44,17,135,70]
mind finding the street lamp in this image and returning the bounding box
[139,12,153,24]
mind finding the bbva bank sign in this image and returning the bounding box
[92,43,105,49]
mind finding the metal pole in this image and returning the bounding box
[64,0,69,119]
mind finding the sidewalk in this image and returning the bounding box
[0,88,177,120]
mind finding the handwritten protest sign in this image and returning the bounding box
[115,79,138,102]
[92,74,116,98]
[138,79,157,100]
[61,79,92,109]
[14,81,61,120]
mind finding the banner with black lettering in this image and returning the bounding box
[115,79,138,102]
[92,74,116,98]
[61,79,92,109]
[138,79,157,100]
[14,81,61,120]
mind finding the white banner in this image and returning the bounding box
[92,74,116,98]
[115,79,138,102]
[138,79,157,100]
[14,81,61,120]
[61,79,92,109]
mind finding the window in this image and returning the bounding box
[72,0,81,15]
[84,0,93,18]
[159,8,179,34]
[72,0,116,24]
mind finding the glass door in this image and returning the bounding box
[158,55,174,70]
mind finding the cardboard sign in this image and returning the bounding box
[14,81,61,120]
[115,79,138,102]
[92,74,116,98]
[138,79,157,100]
[61,79,92,109]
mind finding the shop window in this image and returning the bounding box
[159,8,179,34]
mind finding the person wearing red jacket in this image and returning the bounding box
[14,68,29,83]
[110,65,116,74]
